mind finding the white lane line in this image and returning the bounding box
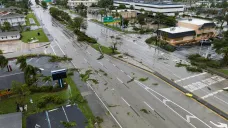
[48,108,58,112]
[121,97,130,106]
[175,72,207,83]
[143,101,154,111]
[0,72,23,78]
[50,45,56,55]
[120,70,124,73]
[84,58,87,62]
[62,106,69,122]
[86,51,91,55]
[106,59,110,62]
[201,90,223,99]
[86,82,123,128]
[71,61,78,68]
[44,49,47,54]
[116,77,123,84]
[98,62,103,66]
[214,96,228,105]
[54,40,65,55]
[45,111,52,128]
[27,58,33,62]
[113,64,116,67]
[35,58,40,63]
[127,75,132,79]
[135,80,212,128]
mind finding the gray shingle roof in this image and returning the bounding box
[0,31,20,37]
[0,13,25,19]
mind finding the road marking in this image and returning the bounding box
[143,101,154,111]
[44,49,47,54]
[210,121,227,128]
[134,80,212,128]
[86,51,91,55]
[35,124,41,128]
[113,64,116,67]
[186,115,196,123]
[71,61,78,68]
[120,70,124,73]
[39,68,44,71]
[84,58,87,62]
[116,77,123,84]
[54,40,65,55]
[66,104,71,107]
[62,106,69,122]
[86,82,123,128]
[211,76,226,82]
[48,108,58,112]
[27,58,33,62]
[106,59,110,61]
[45,111,52,128]
[127,75,132,79]
[201,90,223,99]
[121,97,130,106]
[214,96,228,105]
[98,62,103,67]
[50,45,56,55]
[35,58,40,63]
[175,72,207,83]
[0,72,23,78]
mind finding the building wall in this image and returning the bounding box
[113,2,185,14]
[119,11,137,19]
[0,34,20,41]
[68,0,98,7]
[178,21,216,41]
[0,17,26,27]
[160,35,195,45]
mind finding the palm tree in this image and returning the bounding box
[0,55,8,69]
[42,76,52,85]
[213,39,228,65]
[16,56,27,71]
[24,65,41,85]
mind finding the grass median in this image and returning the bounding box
[91,43,120,55]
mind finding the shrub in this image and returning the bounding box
[37,95,65,108]
[29,85,53,93]
[74,30,97,44]
[186,66,203,72]
[206,61,221,68]
[37,99,46,108]
[145,36,156,44]
[53,97,65,104]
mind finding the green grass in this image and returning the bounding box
[91,43,120,55]
[218,69,228,75]
[25,13,40,26]
[139,77,148,82]
[21,29,49,43]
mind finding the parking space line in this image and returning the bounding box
[66,104,71,107]
[62,106,69,122]
[48,108,58,112]
[45,111,52,128]
[201,90,223,99]
[175,72,207,83]
[50,45,56,55]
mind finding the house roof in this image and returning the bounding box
[0,13,25,19]
[0,112,22,128]
[159,27,194,34]
[0,31,20,37]
[178,18,214,26]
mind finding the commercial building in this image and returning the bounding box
[0,13,25,27]
[68,0,98,8]
[158,18,216,45]
[0,31,21,41]
[112,9,137,18]
[113,1,185,16]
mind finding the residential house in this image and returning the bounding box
[0,13,26,27]
[0,31,21,41]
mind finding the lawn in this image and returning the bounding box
[91,43,120,55]
[21,29,49,43]
[218,69,228,75]
[25,13,40,26]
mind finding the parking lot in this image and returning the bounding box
[27,104,87,128]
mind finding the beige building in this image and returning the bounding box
[67,0,98,8]
[112,9,137,19]
[158,18,216,45]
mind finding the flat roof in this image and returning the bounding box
[114,1,184,6]
[0,31,20,37]
[179,18,213,25]
[159,27,194,34]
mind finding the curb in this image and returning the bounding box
[113,55,228,120]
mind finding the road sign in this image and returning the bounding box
[103,16,121,24]
[51,69,67,80]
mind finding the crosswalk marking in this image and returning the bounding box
[183,76,225,92]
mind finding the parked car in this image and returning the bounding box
[199,39,212,45]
